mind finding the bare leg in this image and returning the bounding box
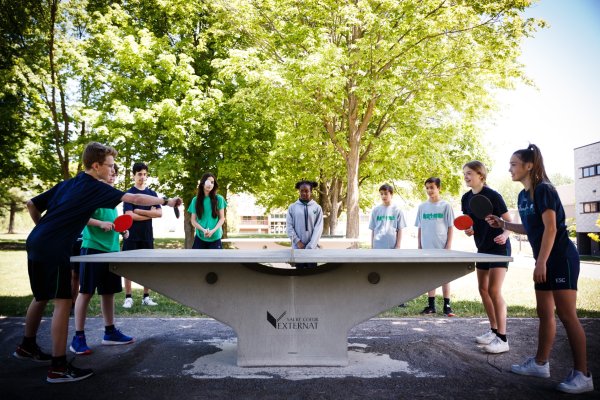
[24,298,48,337]
[124,278,132,295]
[535,290,555,363]
[554,290,588,374]
[488,268,507,334]
[74,293,92,332]
[51,299,72,357]
[477,269,497,329]
[101,294,115,327]
[442,283,451,299]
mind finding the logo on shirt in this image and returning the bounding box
[422,213,444,220]
[376,215,397,221]
[519,200,535,217]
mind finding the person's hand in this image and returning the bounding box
[297,241,306,249]
[99,221,113,231]
[533,260,547,283]
[486,215,503,229]
[464,228,474,237]
[122,230,129,240]
[493,232,508,245]
[166,197,182,208]
[205,229,213,238]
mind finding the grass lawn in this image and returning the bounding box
[1,239,599,318]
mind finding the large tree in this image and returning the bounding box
[217,0,542,237]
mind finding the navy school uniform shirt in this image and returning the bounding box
[123,186,160,242]
[518,182,575,260]
[461,186,510,253]
[26,172,125,264]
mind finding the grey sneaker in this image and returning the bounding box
[142,296,158,306]
[475,330,496,345]
[556,369,594,394]
[511,356,550,378]
[483,336,509,354]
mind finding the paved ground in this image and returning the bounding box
[1,317,598,399]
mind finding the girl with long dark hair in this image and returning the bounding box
[188,173,226,249]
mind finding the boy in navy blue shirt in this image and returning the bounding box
[13,142,181,383]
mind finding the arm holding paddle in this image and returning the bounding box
[87,218,113,232]
[485,214,527,235]
[122,193,182,209]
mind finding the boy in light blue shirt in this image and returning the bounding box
[369,184,406,249]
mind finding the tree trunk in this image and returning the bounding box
[329,177,341,236]
[319,177,332,236]
[345,141,360,238]
[7,201,16,234]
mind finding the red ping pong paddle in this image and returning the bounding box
[113,214,133,232]
[454,215,473,230]
[469,194,493,219]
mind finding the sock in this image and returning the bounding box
[143,293,149,299]
[75,330,84,336]
[51,355,67,368]
[22,336,36,348]
[496,333,507,342]
[125,294,132,299]
[105,325,116,334]
[443,298,450,307]
[491,328,498,334]
[428,296,435,308]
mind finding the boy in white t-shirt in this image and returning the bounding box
[415,177,455,316]
[369,184,406,249]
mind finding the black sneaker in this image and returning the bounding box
[420,306,436,314]
[13,344,52,364]
[443,306,456,317]
[47,361,93,383]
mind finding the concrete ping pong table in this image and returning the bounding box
[72,249,511,367]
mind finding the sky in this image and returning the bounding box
[484,0,600,179]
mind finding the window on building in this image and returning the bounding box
[582,164,599,178]
[582,202,600,213]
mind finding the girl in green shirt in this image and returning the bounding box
[188,172,227,249]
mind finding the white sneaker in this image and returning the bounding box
[122,297,134,308]
[142,296,158,306]
[556,369,594,394]
[483,336,509,354]
[511,356,550,378]
[475,330,496,345]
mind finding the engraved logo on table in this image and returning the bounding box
[267,311,319,330]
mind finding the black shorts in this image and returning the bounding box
[79,247,123,295]
[476,241,511,270]
[192,236,222,249]
[28,259,72,301]
[535,244,580,291]
[122,240,154,251]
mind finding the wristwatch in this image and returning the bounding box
[162,197,169,206]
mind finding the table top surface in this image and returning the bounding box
[72,248,512,264]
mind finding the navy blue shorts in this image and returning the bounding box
[79,247,123,295]
[535,245,580,291]
[28,259,72,301]
[192,236,222,249]
[476,241,511,270]
[70,239,82,272]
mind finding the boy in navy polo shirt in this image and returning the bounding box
[13,142,181,383]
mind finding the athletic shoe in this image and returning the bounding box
[102,329,134,345]
[419,306,436,314]
[475,330,496,345]
[483,336,509,354]
[13,343,52,364]
[511,356,550,378]
[556,369,594,394]
[142,296,158,306]
[47,362,93,383]
[69,334,92,355]
[122,297,134,308]
[443,306,455,317]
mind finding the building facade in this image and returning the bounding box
[574,141,600,256]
